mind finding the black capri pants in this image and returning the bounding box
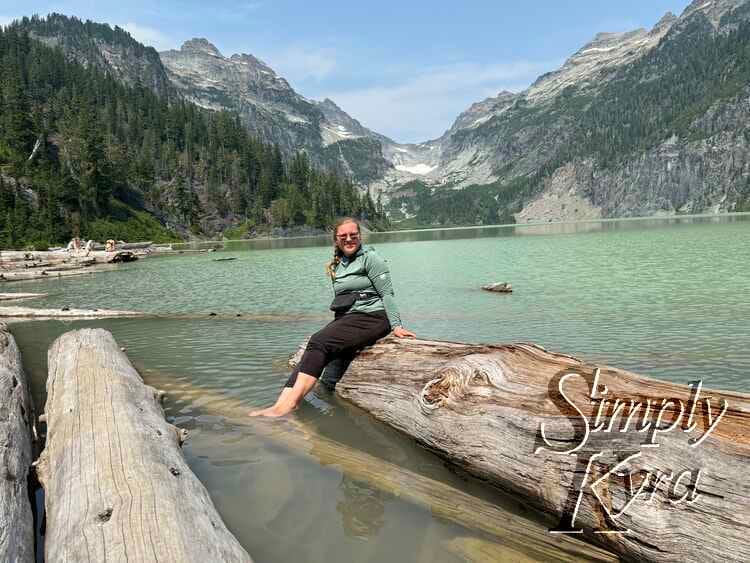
[285,310,390,387]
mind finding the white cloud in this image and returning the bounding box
[266,45,337,83]
[322,59,559,143]
[122,22,177,51]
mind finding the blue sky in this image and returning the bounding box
[1,1,692,142]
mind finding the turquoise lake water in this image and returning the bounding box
[9,214,750,562]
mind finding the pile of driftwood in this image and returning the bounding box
[0,250,128,283]
[0,242,184,283]
[0,326,253,562]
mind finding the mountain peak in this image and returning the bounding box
[654,11,678,32]
[683,0,748,27]
[180,38,222,57]
[319,98,342,110]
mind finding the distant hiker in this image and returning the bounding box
[105,239,116,252]
[250,217,415,417]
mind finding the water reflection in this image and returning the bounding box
[181,212,750,253]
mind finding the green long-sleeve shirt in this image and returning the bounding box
[331,244,403,329]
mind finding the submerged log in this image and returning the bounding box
[0,323,35,562]
[143,369,617,562]
[0,292,47,301]
[0,268,95,282]
[0,305,146,319]
[482,281,512,293]
[36,329,253,563]
[318,336,750,562]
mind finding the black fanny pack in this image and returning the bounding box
[330,291,379,312]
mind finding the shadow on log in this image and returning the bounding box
[36,329,253,563]
[0,322,35,562]
[304,336,750,562]
[143,369,617,562]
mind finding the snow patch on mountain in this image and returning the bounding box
[394,163,436,175]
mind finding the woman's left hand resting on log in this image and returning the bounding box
[250,217,413,417]
[393,326,416,338]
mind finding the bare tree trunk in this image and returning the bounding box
[320,336,750,562]
[36,329,253,563]
[0,322,35,562]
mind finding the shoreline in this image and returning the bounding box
[170,210,750,249]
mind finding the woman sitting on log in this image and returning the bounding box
[251,217,415,417]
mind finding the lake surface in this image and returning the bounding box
[10,214,750,562]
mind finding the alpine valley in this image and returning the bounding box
[3,0,750,243]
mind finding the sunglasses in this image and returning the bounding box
[336,233,361,241]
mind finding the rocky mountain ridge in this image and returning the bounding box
[381,0,750,223]
[10,2,750,225]
[159,38,395,185]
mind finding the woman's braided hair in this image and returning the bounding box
[326,217,361,279]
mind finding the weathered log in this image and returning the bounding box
[0,293,47,301]
[0,306,145,319]
[0,268,96,282]
[481,281,512,293]
[36,329,253,562]
[143,369,617,562]
[318,336,750,562]
[0,322,35,562]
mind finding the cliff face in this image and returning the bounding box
[13,14,176,101]
[159,39,392,185]
[383,0,750,222]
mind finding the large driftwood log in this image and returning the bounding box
[0,306,145,319]
[36,329,253,563]
[0,268,96,282]
[143,369,617,562]
[317,336,750,562]
[0,322,35,562]
[0,293,47,301]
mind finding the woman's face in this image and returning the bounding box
[335,221,361,257]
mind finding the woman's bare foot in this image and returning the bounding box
[249,373,317,417]
[249,403,298,417]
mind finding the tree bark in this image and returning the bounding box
[322,336,750,562]
[37,329,253,563]
[0,322,35,563]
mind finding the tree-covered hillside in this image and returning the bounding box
[0,23,386,249]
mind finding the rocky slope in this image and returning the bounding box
[12,3,750,224]
[12,14,176,101]
[383,0,750,223]
[159,39,393,184]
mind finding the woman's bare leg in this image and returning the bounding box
[249,372,318,417]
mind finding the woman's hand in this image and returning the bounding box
[393,326,416,338]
